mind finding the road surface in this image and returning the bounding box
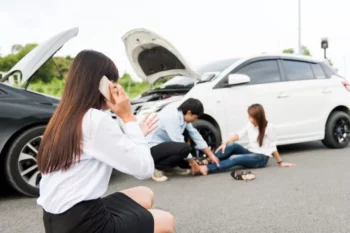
[1,142,349,233]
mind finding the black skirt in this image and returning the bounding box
[43,192,154,233]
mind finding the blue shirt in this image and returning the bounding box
[146,105,208,152]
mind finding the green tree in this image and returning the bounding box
[301,46,311,56]
[11,44,23,54]
[282,46,311,56]
[282,48,294,54]
[0,43,74,84]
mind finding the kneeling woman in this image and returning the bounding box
[198,104,295,179]
[37,50,174,233]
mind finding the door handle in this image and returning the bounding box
[277,93,289,98]
[322,89,332,94]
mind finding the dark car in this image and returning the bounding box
[0,27,79,197]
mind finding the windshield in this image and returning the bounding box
[160,76,195,88]
[197,58,240,75]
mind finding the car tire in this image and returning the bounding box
[192,119,221,151]
[322,111,350,149]
[5,125,45,197]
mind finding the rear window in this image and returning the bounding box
[283,60,314,81]
[311,64,327,79]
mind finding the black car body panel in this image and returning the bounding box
[0,83,59,155]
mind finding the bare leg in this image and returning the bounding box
[120,186,154,209]
[149,209,175,233]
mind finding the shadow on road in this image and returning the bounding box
[278,141,326,154]
[0,179,24,200]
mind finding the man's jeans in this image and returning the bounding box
[207,143,269,173]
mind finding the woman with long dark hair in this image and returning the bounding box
[36,50,175,233]
[196,104,295,180]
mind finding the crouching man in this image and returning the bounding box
[146,98,219,182]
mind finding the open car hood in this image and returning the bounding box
[1,27,79,85]
[122,28,200,85]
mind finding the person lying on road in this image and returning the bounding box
[194,103,295,181]
[146,98,220,182]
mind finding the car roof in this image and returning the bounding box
[243,53,324,63]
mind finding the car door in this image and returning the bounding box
[215,59,290,145]
[278,59,331,142]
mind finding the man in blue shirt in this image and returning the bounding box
[146,98,220,182]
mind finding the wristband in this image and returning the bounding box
[277,160,283,164]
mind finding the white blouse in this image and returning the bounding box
[37,108,155,214]
[236,122,277,157]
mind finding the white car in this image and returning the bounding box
[123,28,350,149]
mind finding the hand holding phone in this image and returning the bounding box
[99,76,115,104]
[103,80,135,123]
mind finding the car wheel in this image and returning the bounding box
[192,119,221,154]
[322,111,350,149]
[5,126,45,197]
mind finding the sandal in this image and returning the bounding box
[193,157,211,165]
[231,170,255,181]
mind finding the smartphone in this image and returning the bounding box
[99,76,115,104]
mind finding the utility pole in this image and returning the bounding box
[298,0,302,54]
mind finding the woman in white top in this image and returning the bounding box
[197,104,295,180]
[36,50,175,233]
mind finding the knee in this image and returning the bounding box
[162,212,176,233]
[152,210,176,233]
[137,186,154,209]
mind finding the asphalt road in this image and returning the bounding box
[1,142,350,233]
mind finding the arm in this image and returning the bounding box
[185,123,208,150]
[224,124,248,145]
[186,123,220,165]
[269,125,295,167]
[93,115,155,179]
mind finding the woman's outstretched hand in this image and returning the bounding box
[138,113,159,136]
[215,143,226,154]
[106,83,135,122]
[279,162,296,167]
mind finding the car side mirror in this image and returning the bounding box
[227,74,251,86]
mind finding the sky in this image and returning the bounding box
[1,0,350,81]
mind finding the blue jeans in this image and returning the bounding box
[207,143,269,173]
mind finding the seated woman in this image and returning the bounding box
[36,50,174,233]
[197,103,295,180]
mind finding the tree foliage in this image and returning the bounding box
[0,43,73,83]
[282,48,294,54]
[1,43,170,98]
[282,46,311,56]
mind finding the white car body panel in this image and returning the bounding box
[122,28,200,85]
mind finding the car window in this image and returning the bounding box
[311,64,326,79]
[283,60,314,81]
[235,60,281,85]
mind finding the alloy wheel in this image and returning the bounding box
[18,136,42,188]
[333,118,350,145]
